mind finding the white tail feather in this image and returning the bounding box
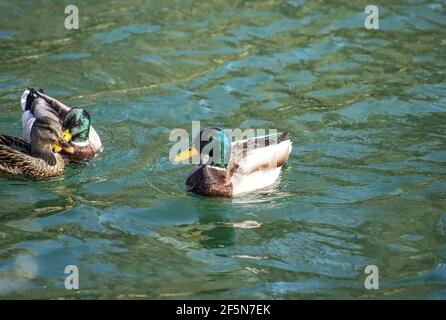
[21,110,35,141]
[20,89,31,111]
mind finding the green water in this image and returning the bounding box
[0,0,446,299]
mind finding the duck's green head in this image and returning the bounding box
[63,108,91,142]
[174,128,231,168]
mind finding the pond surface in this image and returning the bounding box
[0,0,445,299]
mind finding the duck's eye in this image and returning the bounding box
[74,120,80,126]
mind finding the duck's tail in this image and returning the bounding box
[20,88,44,141]
[20,88,44,111]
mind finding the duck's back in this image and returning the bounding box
[0,135,64,177]
[21,90,61,141]
[229,133,292,195]
[0,135,32,175]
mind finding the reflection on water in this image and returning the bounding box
[0,0,446,299]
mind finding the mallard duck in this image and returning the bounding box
[0,117,74,178]
[21,88,102,160]
[173,128,292,196]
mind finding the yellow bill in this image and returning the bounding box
[52,141,75,154]
[52,142,62,153]
[173,146,199,162]
[52,132,75,154]
[62,145,75,154]
[63,129,72,143]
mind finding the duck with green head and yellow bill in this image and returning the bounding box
[21,88,102,161]
[173,128,292,197]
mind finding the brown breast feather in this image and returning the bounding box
[187,166,232,197]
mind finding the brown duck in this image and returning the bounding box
[0,117,74,178]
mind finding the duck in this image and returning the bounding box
[0,117,74,178]
[20,88,102,161]
[173,128,292,196]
